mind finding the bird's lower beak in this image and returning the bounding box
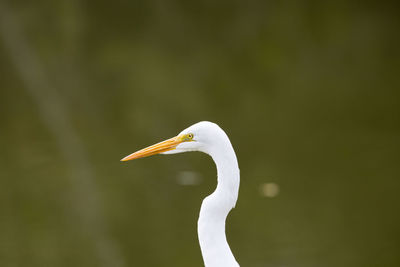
[120,136,182,161]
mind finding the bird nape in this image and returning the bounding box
[121,121,240,267]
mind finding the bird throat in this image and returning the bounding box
[197,151,240,267]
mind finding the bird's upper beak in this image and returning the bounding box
[120,135,184,161]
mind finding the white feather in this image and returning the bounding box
[164,121,240,266]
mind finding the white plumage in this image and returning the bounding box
[121,121,240,267]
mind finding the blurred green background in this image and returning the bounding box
[0,1,399,266]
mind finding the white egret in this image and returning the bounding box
[121,121,240,267]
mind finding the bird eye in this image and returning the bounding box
[187,133,194,139]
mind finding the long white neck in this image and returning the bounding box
[197,141,240,267]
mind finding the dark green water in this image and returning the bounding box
[0,1,399,266]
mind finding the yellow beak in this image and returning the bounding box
[120,136,183,161]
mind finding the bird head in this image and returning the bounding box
[120,121,227,161]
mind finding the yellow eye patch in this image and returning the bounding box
[181,133,194,142]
